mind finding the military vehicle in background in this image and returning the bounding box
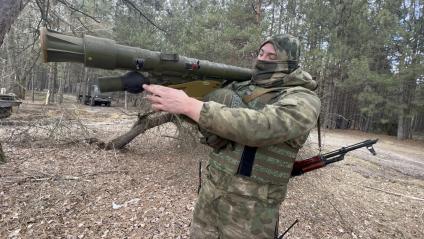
[0,88,22,119]
[78,84,112,107]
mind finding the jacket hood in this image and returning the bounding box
[282,68,317,90]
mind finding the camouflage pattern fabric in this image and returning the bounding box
[198,69,320,147]
[192,34,321,238]
[190,165,285,239]
[252,34,302,88]
[193,68,320,238]
[260,34,301,63]
[199,88,247,151]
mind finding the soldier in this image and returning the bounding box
[143,34,321,239]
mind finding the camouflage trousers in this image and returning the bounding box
[190,164,287,239]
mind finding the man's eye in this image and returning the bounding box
[258,50,264,56]
[269,55,277,60]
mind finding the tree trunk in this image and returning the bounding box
[397,114,411,139]
[58,75,64,104]
[31,66,35,102]
[51,63,58,103]
[77,67,84,102]
[82,67,89,104]
[269,2,275,35]
[397,73,417,140]
[39,67,48,90]
[46,64,55,104]
[396,0,420,140]
[0,142,6,163]
[277,2,284,34]
[0,0,26,46]
[65,63,72,94]
[58,64,66,104]
[124,91,128,110]
[255,0,262,25]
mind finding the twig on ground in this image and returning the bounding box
[1,170,129,186]
[115,107,142,117]
[161,135,183,141]
[362,185,424,201]
[326,195,354,234]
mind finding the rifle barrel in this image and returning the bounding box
[322,139,378,159]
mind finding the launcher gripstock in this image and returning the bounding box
[40,28,252,96]
[291,139,378,176]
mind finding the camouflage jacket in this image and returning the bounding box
[198,68,321,186]
[198,68,320,148]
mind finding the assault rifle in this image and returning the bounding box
[291,139,378,176]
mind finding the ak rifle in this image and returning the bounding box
[291,139,378,176]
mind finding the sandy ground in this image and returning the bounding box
[0,101,423,239]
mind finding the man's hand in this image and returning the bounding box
[143,84,204,122]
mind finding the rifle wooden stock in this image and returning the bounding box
[291,139,378,177]
[301,161,326,173]
[291,156,321,176]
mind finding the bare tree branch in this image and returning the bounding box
[16,31,40,55]
[93,112,175,150]
[122,0,167,33]
[34,0,50,27]
[55,0,100,23]
[50,10,74,29]
[76,17,95,34]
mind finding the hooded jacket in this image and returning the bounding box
[197,67,321,186]
[199,68,320,148]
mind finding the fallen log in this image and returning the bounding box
[97,112,176,150]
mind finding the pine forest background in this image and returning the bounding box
[0,0,423,140]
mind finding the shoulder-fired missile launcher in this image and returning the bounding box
[40,28,253,98]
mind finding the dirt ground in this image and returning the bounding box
[1,100,423,239]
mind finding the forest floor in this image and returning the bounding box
[0,98,423,239]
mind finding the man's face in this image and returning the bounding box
[257,42,277,61]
